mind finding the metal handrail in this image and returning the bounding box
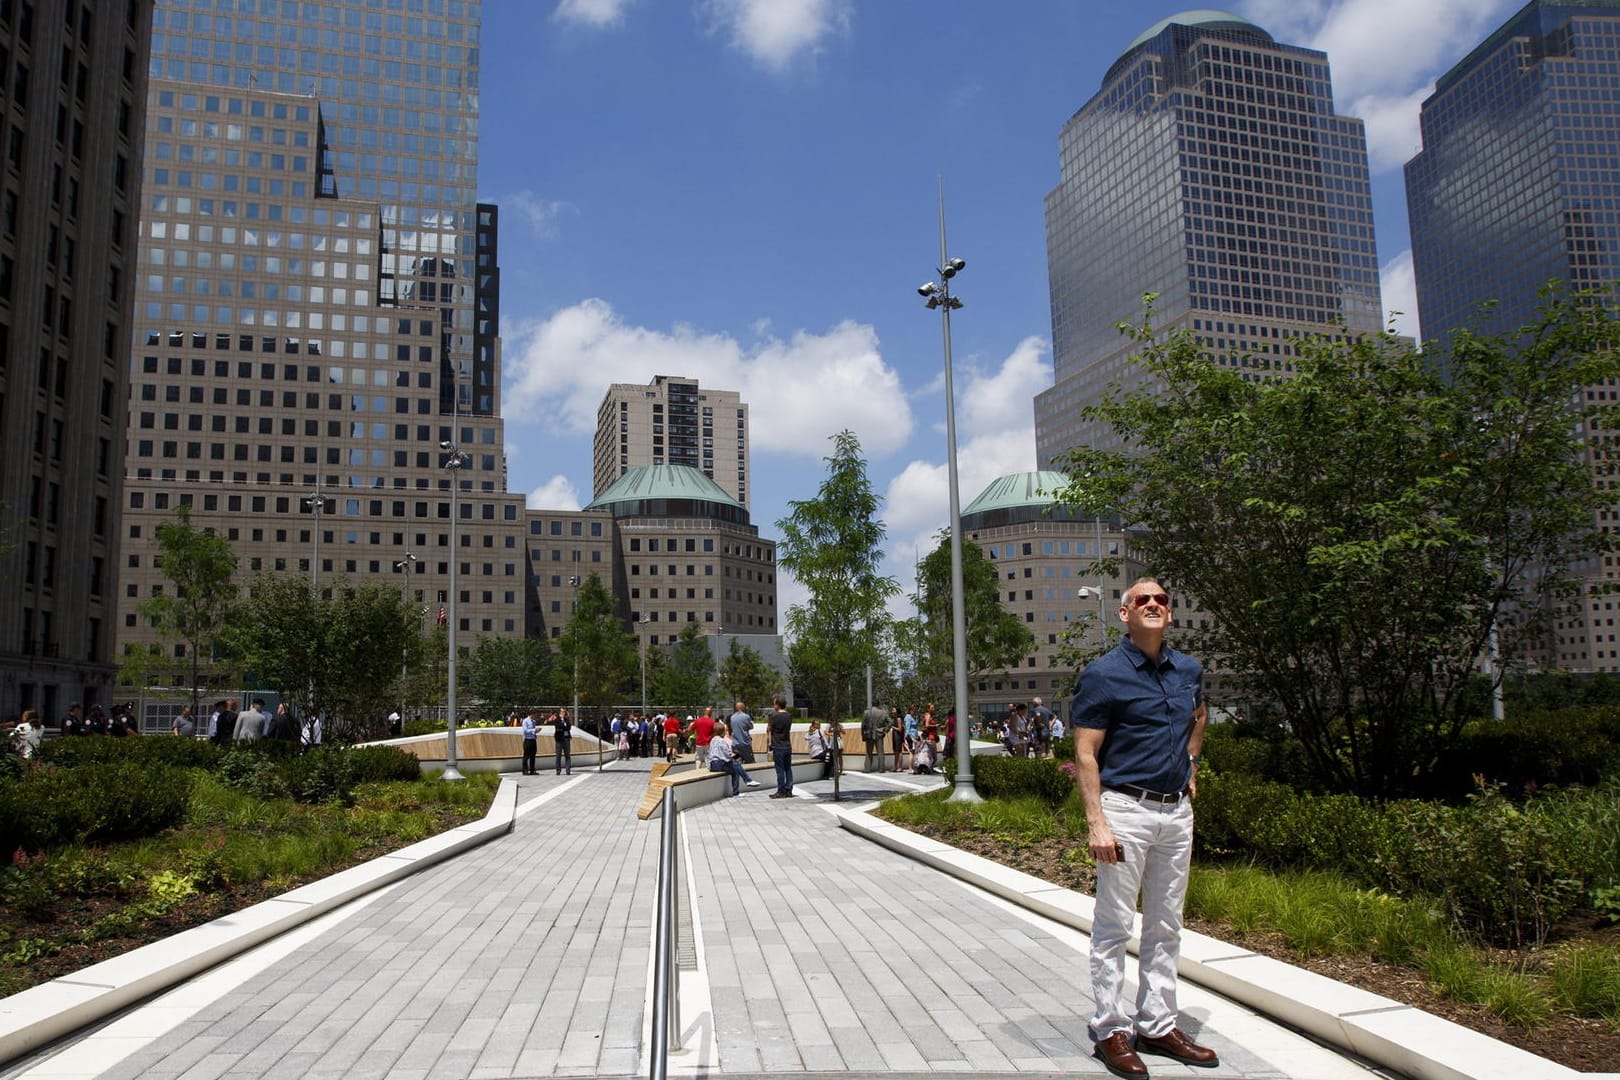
[649,785,680,1080]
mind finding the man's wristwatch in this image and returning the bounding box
[1188,754,1201,766]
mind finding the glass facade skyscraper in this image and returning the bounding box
[1033,11,1384,465]
[118,0,530,679]
[1406,0,1620,672]
[1406,0,1620,341]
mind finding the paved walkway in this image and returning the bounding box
[2,758,1392,1080]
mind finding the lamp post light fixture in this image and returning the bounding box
[917,182,981,805]
[440,441,470,781]
[299,486,330,589]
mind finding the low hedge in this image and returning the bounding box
[219,744,422,805]
[1197,770,1620,947]
[1429,706,1620,796]
[38,735,223,771]
[944,754,1074,805]
[0,761,194,854]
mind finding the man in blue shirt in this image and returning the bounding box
[521,708,539,775]
[1071,578,1215,1079]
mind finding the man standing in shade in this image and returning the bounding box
[1071,577,1216,1079]
[861,701,889,772]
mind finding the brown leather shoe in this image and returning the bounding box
[1136,1027,1218,1067]
[1094,1031,1148,1079]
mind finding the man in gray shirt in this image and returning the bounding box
[232,699,268,741]
[728,702,756,765]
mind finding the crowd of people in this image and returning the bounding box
[982,698,1064,758]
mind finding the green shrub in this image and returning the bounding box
[281,747,354,804]
[344,745,423,784]
[943,754,1074,805]
[217,751,290,801]
[402,718,444,737]
[39,736,222,771]
[1432,707,1620,796]
[0,762,193,854]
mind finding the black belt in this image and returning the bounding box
[1106,782,1188,805]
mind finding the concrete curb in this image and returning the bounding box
[0,777,519,1068]
[835,806,1598,1080]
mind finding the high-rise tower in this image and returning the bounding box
[1406,0,1620,672]
[593,376,750,509]
[118,0,526,680]
[0,0,154,722]
[1033,11,1384,464]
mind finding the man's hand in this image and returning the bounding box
[1089,822,1123,864]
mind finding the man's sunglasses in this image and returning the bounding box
[1127,592,1170,608]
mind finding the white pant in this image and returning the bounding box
[1089,788,1194,1040]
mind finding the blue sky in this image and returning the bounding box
[476,0,1522,620]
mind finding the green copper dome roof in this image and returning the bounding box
[962,471,1070,517]
[586,464,743,512]
[1121,9,1272,54]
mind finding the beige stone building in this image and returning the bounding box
[593,376,749,509]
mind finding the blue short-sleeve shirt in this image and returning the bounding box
[1070,636,1203,794]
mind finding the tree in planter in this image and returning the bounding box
[555,573,638,740]
[894,528,1034,706]
[716,636,783,715]
[138,505,240,721]
[776,430,898,722]
[654,622,714,714]
[461,636,553,719]
[1054,289,1620,796]
[233,575,422,741]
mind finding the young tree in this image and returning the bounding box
[234,575,423,740]
[776,430,898,720]
[1055,290,1620,795]
[897,528,1035,702]
[555,573,638,727]
[717,636,783,714]
[461,637,553,718]
[140,505,239,719]
[655,622,714,713]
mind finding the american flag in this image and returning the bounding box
[436,606,447,627]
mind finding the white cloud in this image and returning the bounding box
[504,190,574,238]
[1238,0,1517,169]
[697,0,851,72]
[881,336,1051,558]
[525,474,583,511]
[1380,248,1421,343]
[502,298,912,460]
[553,0,633,29]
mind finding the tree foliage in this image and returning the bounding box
[776,430,898,719]
[554,573,638,712]
[894,529,1036,704]
[137,505,240,717]
[460,636,553,718]
[232,574,423,741]
[716,636,783,714]
[1056,290,1620,796]
[654,622,715,712]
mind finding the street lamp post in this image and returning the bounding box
[917,181,981,804]
[440,441,469,781]
[393,552,417,732]
[300,485,328,589]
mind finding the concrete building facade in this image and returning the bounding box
[0,0,153,722]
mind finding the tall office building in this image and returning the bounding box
[0,0,154,722]
[593,375,750,508]
[117,0,528,682]
[1406,0,1620,672]
[1033,11,1384,464]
